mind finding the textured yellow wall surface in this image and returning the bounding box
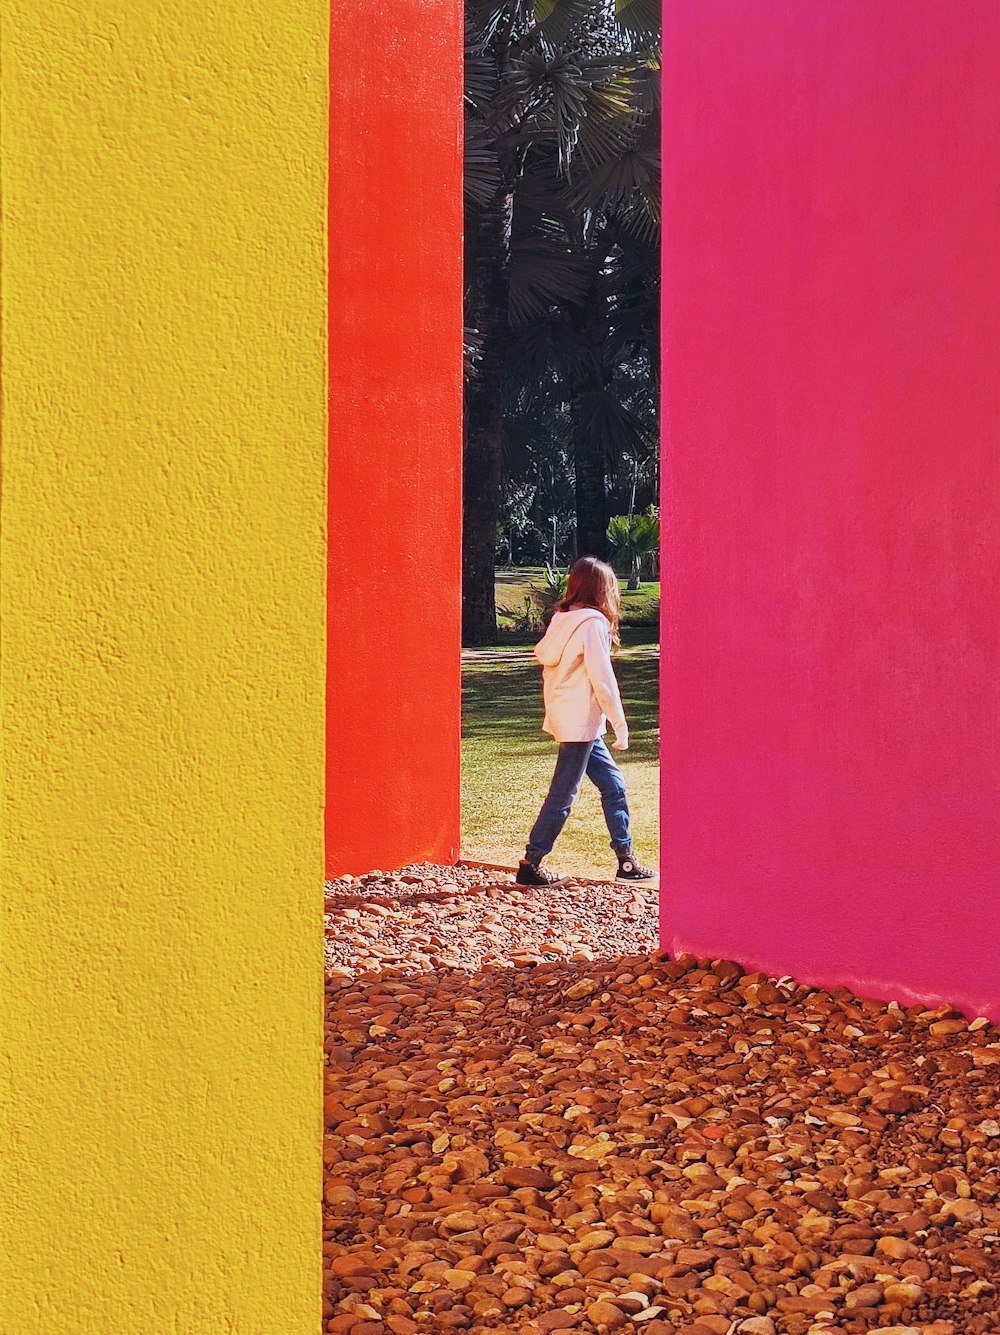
[1,3,327,1330]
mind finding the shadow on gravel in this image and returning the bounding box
[323,938,1000,1335]
[327,874,639,915]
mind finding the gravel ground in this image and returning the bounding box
[324,862,1000,1335]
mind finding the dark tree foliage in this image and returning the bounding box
[463,0,661,644]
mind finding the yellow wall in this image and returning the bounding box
[1,3,327,1329]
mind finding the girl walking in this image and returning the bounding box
[516,555,656,886]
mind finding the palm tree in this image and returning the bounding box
[607,504,659,589]
[517,213,660,559]
[463,0,660,644]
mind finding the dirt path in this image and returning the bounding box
[324,863,1000,1335]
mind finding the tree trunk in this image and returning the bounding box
[574,421,608,559]
[571,285,610,561]
[463,191,513,646]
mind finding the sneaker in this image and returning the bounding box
[516,859,570,887]
[615,855,656,881]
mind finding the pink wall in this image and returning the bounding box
[327,0,463,876]
[660,0,1000,1020]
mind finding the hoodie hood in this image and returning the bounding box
[533,607,608,667]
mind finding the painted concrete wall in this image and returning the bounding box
[661,0,1000,1020]
[326,0,464,877]
[1,1,327,1328]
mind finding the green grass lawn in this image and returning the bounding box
[461,637,659,879]
[495,567,659,632]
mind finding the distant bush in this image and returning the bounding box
[608,507,660,588]
[535,565,569,624]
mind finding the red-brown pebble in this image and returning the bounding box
[324,862,1000,1335]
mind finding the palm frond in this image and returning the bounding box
[614,190,661,247]
[501,395,572,476]
[632,53,661,117]
[494,51,638,175]
[507,313,595,390]
[571,71,642,173]
[494,49,587,167]
[575,388,647,463]
[464,115,503,210]
[464,323,485,380]
[465,20,499,110]
[615,0,661,39]
[534,0,606,47]
[570,145,659,216]
[468,0,537,46]
[509,223,591,327]
[512,153,578,232]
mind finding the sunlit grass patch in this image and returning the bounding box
[461,644,659,879]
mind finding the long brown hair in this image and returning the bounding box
[556,555,622,647]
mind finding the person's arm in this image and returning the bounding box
[582,621,629,748]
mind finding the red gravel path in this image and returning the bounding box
[324,862,1000,1335]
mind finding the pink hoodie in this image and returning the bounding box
[533,607,628,744]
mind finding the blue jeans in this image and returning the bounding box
[526,737,631,860]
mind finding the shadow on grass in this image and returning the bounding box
[462,654,660,764]
[493,625,661,648]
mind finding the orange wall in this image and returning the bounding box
[327,0,464,876]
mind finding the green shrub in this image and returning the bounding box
[608,506,660,589]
